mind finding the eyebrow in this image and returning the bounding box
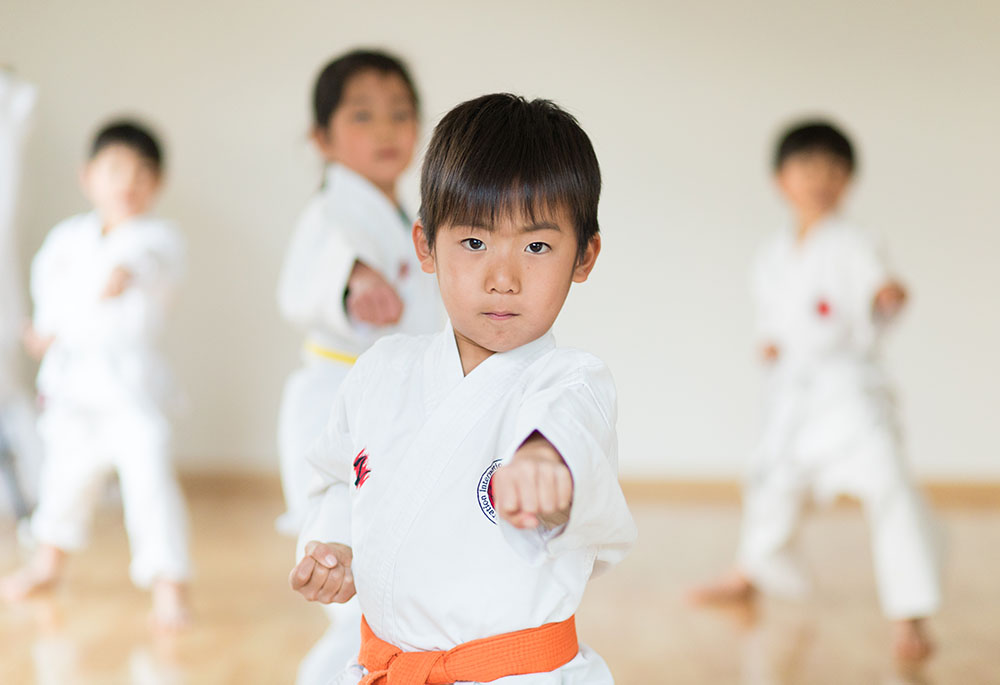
[464,221,563,233]
[343,95,413,106]
[523,222,562,233]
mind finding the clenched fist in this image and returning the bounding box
[346,261,403,326]
[289,541,356,604]
[491,432,573,530]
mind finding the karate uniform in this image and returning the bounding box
[300,326,637,684]
[739,217,941,620]
[277,163,441,682]
[28,212,190,587]
[0,71,41,516]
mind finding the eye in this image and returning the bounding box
[525,242,551,254]
[462,238,486,251]
[392,109,414,123]
[352,110,373,123]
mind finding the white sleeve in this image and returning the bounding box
[751,244,781,347]
[30,222,75,337]
[277,202,359,337]
[498,362,637,573]
[296,360,365,560]
[846,232,891,349]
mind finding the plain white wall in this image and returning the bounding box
[2,1,998,479]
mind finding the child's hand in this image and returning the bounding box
[761,343,779,363]
[289,541,355,604]
[102,266,134,299]
[22,323,54,361]
[874,281,907,321]
[346,261,403,326]
[492,432,573,530]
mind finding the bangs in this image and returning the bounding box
[433,171,583,232]
[421,94,600,256]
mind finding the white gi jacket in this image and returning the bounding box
[301,326,637,683]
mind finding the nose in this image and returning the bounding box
[485,253,520,295]
[376,114,397,142]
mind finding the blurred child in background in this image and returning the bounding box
[689,121,942,662]
[276,49,441,684]
[0,120,191,630]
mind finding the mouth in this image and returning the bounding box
[483,312,518,321]
[376,148,400,160]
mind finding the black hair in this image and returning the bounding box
[420,93,601,262]
[90,119,163,172]
[312,49,419,130]
[774,120,855,173]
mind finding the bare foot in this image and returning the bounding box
[150,579,191,632]
[893,618,934,662]
[0,545,66,601]
[686,569,757,606]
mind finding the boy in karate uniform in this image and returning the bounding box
[690,121,941,661]
[0,121,191,628]
[290,94,637,683]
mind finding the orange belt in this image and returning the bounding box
[358,614,579,684]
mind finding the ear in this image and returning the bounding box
[150,167,165,192]
[78,162,94,199]
[412,220,436,274]
[310,125,336,160]
[773,165,788,191]
[572,234,601,283]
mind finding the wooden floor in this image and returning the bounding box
[2,479,999,684]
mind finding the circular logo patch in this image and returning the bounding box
[478,459,503,524]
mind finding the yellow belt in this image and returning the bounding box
[304,340,358,366]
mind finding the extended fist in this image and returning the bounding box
[491,433,573,530]
[874,281,907,321]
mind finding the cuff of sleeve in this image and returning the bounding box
[296,480,353,561]
[497,517,566,565]
[318,245,360,335]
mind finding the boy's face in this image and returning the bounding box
[414,204,600,363]
[775,150,851,222]
[81,144,161,226]
[313,69,418,195]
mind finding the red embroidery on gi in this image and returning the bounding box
[816,299,831,317]
[353,449,371,488]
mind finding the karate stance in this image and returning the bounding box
[0,121,192,629]
[689,121,941,662]
[290,94,637,683]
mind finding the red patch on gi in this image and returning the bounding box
[816,299,832,317]
[353,449,371,488]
